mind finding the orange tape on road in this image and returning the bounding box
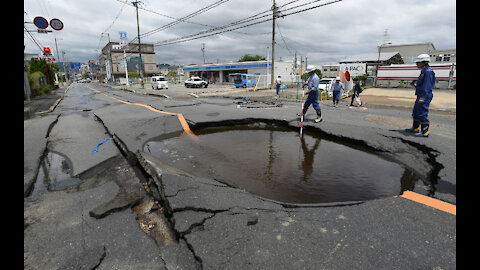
[87,85,198,140]
[399,191,456,215]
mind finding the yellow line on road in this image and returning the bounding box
[86,85,198,141]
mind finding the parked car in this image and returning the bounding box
[318,78,335,92]
[184,76,208,88]
[151,76,168,90]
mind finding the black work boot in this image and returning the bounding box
[314,109,323,123]
[414,122,430,137]
[405,119,420,133]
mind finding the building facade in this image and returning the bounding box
[182,60,296,87]
[378,42,456,64]
[374,42,456,88]
[98,42,157,83]
[339,52,404,76]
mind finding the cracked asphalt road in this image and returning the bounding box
[24,82,455,269]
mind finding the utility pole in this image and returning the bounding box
[132,1,144,88]
[201,43,206,64]
[271,0,277,88]
[54,37,62,86]
[107,33,115,84]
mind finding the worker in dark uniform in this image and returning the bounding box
[405,54,435,137]
[349,77,363,106]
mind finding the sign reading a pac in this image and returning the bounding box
[33,16,49,29]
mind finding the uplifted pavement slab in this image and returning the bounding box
[48,113,120,176]
[24,155,165,269]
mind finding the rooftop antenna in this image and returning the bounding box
[383,29,390,45]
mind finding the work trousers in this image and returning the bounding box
[412,95,433,124]
[304,91,321,112]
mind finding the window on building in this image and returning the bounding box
[443,54,450,62]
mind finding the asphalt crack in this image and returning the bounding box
[25,114,62,197]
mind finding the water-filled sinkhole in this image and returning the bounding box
[145,122,418,204]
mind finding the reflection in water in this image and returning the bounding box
[299,137,321,182]
[264,130,276,182]
[144,123,432,203]
[400,168,440,197]
[32,151,81,195]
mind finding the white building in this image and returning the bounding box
[377,62,456,88]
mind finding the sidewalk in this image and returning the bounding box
[360,88,456,112]
[24,83,70,120]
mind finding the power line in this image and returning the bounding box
[276,22,294,56]
[115,0,231,44]
[154,0,342,47]
[138,0,230,41]
[95,1,127,52]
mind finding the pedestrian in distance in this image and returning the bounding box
[297,66,322,123]
[349,78,363,107]
[275,76,282,96]
[331,77,344,107]
[405,54,435,137]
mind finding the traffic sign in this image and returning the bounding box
[119,31,127,40]
[43,47,52,55]
[37,29,52,34]
[33,16,48,29]
[50,18,64,31]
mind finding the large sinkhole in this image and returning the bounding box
[144,122,419,204]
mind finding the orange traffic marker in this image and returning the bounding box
[399,191,456,215]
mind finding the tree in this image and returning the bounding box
[28,58,58,87]
[165,71,177,78]
[355,73,369,85]
[28,58,59,87]
[238,54,266,62]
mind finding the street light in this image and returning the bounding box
[374,42,392,87]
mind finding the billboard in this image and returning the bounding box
[339,63,367,77]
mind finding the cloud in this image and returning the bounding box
[24,0,455,66]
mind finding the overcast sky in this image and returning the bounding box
[24,0,456,67]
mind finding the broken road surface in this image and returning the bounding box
[24,82,456,269]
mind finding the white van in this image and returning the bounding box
[151,76,168,90]
[318,77,335,94]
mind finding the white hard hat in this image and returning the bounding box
[415,54,430,63]
[335,77,340,80]
[305,65,316,73]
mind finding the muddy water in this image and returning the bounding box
[145,123,414,204]
[31,151,81,195]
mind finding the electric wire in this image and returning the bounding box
[154,0,342,47]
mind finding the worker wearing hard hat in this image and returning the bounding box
[406,54,436,137]
[299,66,322,123]
[331,77,344,107]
